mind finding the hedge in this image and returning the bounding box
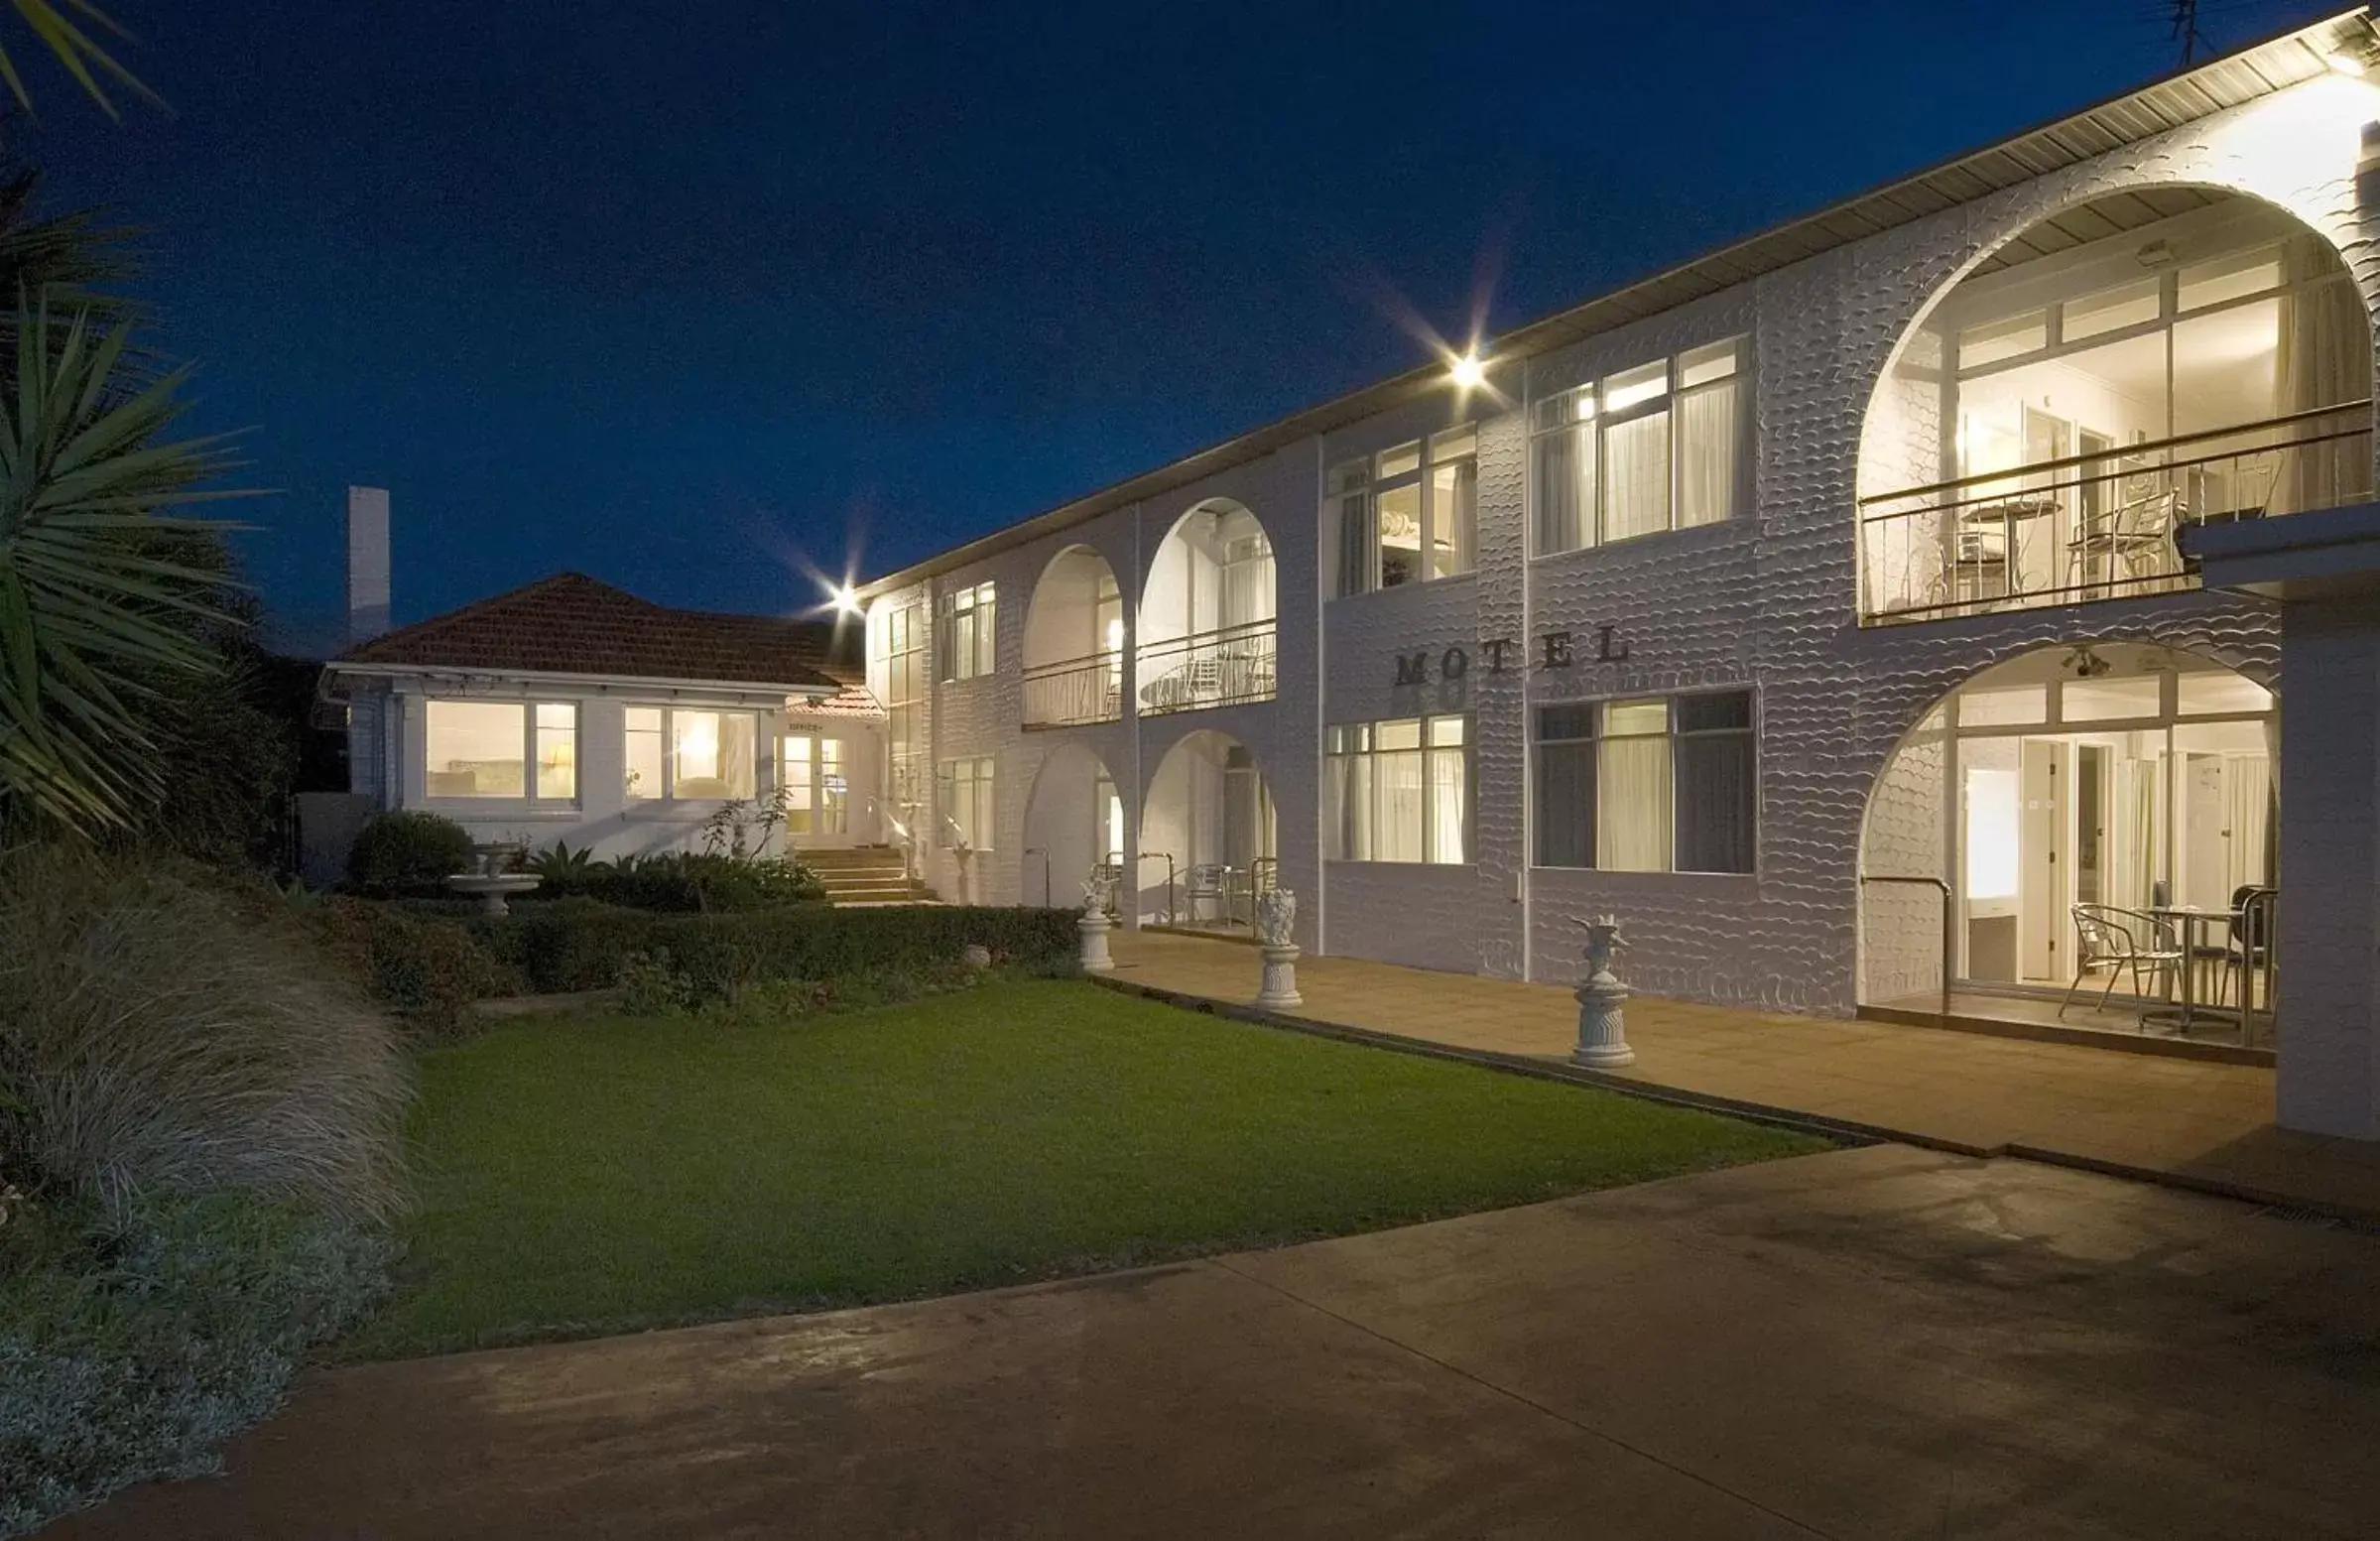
[482,900,1079,998]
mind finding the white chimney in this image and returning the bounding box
[345,485,391,644]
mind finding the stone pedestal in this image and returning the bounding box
[1077,910,1115,974]
[1571,916,1635,1069]
[1255,943,1303,1010]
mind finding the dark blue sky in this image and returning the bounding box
[24,0,2322,651]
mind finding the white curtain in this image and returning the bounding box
[1678,381,1739,528]
[2225,754,2273,892]
[1602,412,1671,541]
[1428,746,1466,863]
[1534,427,1594,555]
[1377,750,1425,862]
[2276,256,2369,515]
[2111,755,2164,917]
[1597,734,1673,872]
[1222,545,1276,629]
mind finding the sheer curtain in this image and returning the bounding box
[1602,413,1671,541]
[1428,743,1466,863]
[1377,749,1425,862]
[2111,753,2164,916]
[1597,734,1672,872]
[2276,255,2370,515]
[1534,427,1594,555]
[2225,754,2273,891]
[1678,380,1739,528]
[1335,492,1370,598]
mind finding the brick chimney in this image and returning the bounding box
[345,485,391,645]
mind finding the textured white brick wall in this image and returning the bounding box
[891,77,2375,1021]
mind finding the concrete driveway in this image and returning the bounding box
[56,1145,2380,1539]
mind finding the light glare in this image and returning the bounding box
[1448,352,1485,389]
[828,580,863,616]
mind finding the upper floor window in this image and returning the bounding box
[1323,714,1469,863]
[623,706,758,801]
[1532,690,1754,874]
[937,581,996,682]
[1329,426,1477,597]
[425,700,576,802]
[1532,336,1746,557]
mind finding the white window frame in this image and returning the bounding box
[937,754,996,851]
[621,705,761,803]
[1327,425,1478,599]
[1323,713,1470,863]
[938,580,997,682]
[423,699,578,806]
[1529,335,1750,559]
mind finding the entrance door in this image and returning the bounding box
[2074,743,2107,907]
[2183,753,2229,910]
[2018,738,2065,982]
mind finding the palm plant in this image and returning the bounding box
[0,299,241,834]
[0,1,156,120]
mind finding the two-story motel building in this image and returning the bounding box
[840,13,2380,1139]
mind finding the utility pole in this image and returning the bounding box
[2170,0,2209,66]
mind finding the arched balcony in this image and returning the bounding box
[1137,499,1277,717]
[1857,188,2371,625]
[1021,545,1124,729]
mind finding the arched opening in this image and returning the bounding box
[1139,729,1277,929]
[1020,742,1126,909]
[1859,642,2277,1048]
[1858,188,2371,624]
[1137,499,1277,716]
[1022,545,1124,728]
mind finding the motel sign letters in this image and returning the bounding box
[1390,625,1629,687]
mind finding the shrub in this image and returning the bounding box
[309,898,520,1038]
[589,851,825,912]
[510,903,1078,1004]
[346,810,475,898]
[0,1190,394,1538]
[0,849,409,1220]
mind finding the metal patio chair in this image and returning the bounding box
[2059,904,2183,1024]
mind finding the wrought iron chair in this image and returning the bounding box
[2059,904,2184,1023]
[2066,487,2175,594]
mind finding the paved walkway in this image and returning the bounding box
[1105,932,2380,1219]
[58,1147,2380,1539]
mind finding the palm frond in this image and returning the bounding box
[0,300,249,835]
[0,0,159,120]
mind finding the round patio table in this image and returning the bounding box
[2139,905,2244,1036]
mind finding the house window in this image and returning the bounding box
[621,706,757,801]
[938,755,995,849]
[424,700,576,802]
[1531,336,1747,556]
[1328,426,1477,597]
[874,598,928,810]
[1323,714,1468,863]
[783,735,847,835]
[938,581,996,682]
[1532,690,1755,874]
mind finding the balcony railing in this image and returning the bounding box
[1135,619,1277,716]
[1857,402,2372,625]
[1022,650,1123,729]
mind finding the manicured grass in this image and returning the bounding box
[357,980,1827,1356]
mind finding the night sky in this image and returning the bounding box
[23,1,2326,652]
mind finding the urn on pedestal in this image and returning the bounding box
[1076,872,1116,974]
[1571,915,1635,1068]
[1252,887,1303,1010]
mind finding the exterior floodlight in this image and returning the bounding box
[1448,352,1485,390]
[2326,49,2367,76]
[829,581,863,616]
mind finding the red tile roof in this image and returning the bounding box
[332,573,862,693]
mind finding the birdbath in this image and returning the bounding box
[444,842,542,917]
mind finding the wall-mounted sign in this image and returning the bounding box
[1390,626,1628,687]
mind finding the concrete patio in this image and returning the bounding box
[1104,931,2380,1220]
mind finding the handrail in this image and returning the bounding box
[1860,873,1953,1021]
[1138,849,1177,925]
[1138,618,1276,652]
[1022,647,1123,678]
[1857,400,2371,507]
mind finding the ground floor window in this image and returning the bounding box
[939,755,995,849]
[1324,714,1468,863]
[623,706,758,801]
[425,699,576,801]
[782,735,846,835]
[1532,689,1754,874]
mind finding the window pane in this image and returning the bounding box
[1429,457,1475,578]
[1377,749,1426,861]
[2179,247,2282,312]
[1958,311,2048,368]
[1328,458,1369,494]
[2062,677,2161,722]
[1431,425,1477,462]
[1533,384,1594,433]
[1675,729,1754,873]
[1535,740,1594,867]
[2172,298,2279,437]
[1428,715,1465,746]
[1334,490,1372,597]
[425,701,524,798]
[1377,441,1422,477]
[1602,410,1671,540]
[625,707,664,800]
[783,735,814,834]
[1604,360,1669,413]
[2177,671,2273,715]
[1376,717,1423,750]
[534,705,576,800]
[1533,426,1594,556]
[1604,700,1668,736]
[1677,378,1739,528]
[673,711,756,799]
[1428,745,1467,863]
[1957,684,2047,726]
[1679,337,1740,388]
[2064,278,2161,341]
[1376,484,1421,588]
[1677,691,1751,733]
[1597,732,1673,872]
[1536,704,1596,742]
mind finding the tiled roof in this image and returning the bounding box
[333,573,862,693]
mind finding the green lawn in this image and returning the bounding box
[357,980,1827,1357]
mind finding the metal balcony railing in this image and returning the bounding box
[1857,402,2373,625]
[1021,650,1123,728]
[1134,619,1277,716]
